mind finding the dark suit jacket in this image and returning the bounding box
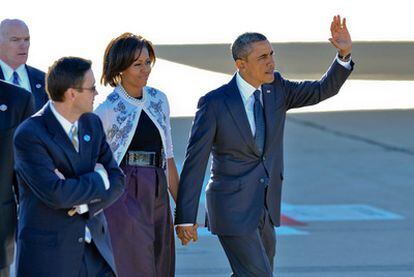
[13,103,125,277]
[0,65,49,111]
[0,80,34,268]
[175,59,354,235]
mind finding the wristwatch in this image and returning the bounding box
[338,52,351,62]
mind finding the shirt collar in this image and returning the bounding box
[236,72,261,102]
[0,59,26,81]
[49,102,78,136]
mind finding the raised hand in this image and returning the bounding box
[175,224,198,246]
[329,15,352,56]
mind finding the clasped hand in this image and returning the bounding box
[175,224,199,246]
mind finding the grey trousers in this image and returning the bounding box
[218,209,276,277]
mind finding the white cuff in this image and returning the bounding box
[95,168,110,190]
[336,54,352,70]
[76,204,89,214]
[176,223,195,227]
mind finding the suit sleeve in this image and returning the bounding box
[282,59,354,110]
[13,123,110,210]
[23,94,35,119]
[12,93,35,203]
[87,118,125,218]
[175,95,217,224]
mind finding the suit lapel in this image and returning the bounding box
[224,76,260,156]
[0,67,4,80]
[26,65,47,110]
[43,104,80,173]
[262,84,279,153]
[26,65,42,94]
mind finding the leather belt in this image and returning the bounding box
[125,151,162,167]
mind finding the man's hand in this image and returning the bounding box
[329,15,352,56]
[175,224,198,246]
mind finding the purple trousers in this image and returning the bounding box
[104,166,175,277]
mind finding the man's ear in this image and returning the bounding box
[235,59,245,71]
[64,88,77,102]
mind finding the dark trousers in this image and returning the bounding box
[218,209,276,277]
[78,242,114,277]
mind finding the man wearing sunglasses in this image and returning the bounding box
[13,57,125,277]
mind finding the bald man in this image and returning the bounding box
[0,19,48,111]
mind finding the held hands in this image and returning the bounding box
[175,224,199,246]
[329,15,352,56]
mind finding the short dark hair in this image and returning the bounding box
[46,57,92,102]
[231,32,268,61]
[101,32,156,87]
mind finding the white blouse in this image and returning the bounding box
[94,85,174,167]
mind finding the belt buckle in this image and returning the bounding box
[128,151,155,166]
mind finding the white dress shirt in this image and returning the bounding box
[0,59,32,92]
[50,102,109,242]
[235,72,263,136]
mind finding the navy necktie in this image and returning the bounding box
[253,90,265,154]
[12,71,20,86]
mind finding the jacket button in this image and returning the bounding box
[259,178,265,184]
[78,237,84,243]
[262,155,266,161]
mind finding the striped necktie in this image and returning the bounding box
[253,90,265,154]
[12,71,20,86]
[69,125,79,152]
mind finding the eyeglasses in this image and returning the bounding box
[73,86,97,93]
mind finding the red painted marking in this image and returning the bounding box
[281,214,306,226]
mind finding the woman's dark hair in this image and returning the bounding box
[101,32,156,87]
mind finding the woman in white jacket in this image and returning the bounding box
[95,33,179,277]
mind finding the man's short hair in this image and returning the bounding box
[231,32,268,61]
[101,32,156,87]
[46,57,91,102]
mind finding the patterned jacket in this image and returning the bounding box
[94,85,174,167]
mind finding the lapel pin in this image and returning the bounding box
[35,84,42,89]
[83,135,91,142]
[0,104,7,112]
[266,89,271,94]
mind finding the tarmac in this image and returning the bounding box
[171,109,414,277]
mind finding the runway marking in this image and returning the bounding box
[281,203,404,221]
[196,226,309,237]
[280,214,307,226]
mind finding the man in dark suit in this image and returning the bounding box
[0,80,34,277]
[13,57,125,276]
[0,18,48,111]
[175,16,354,276]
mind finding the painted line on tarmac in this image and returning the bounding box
[196,226,308,237]
[282,203,404,221]
[288,117,414,157]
